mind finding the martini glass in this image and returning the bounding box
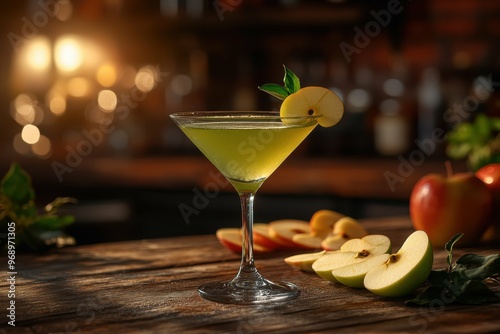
[170,111,319,304]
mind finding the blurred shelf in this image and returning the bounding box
[10,156,467,201]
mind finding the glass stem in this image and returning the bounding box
[233,190,263,285]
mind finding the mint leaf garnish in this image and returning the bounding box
[283,65,300,95]
[258,65,301,100]
[258,83,289,100]
[406,234,500,306]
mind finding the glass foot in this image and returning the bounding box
[198,277,299,304]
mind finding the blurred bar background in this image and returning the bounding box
[0,0,499,244]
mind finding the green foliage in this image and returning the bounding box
[0,163,77,252]
[258,65,301,100]
[406,233,500,306]
[447,113,500,171]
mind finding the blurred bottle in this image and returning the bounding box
[374,99,410,156]
[417,67,442,141]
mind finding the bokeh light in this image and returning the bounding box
[98,89,118,112]
[55,36,83,72]
[135,65,158,92]
[31,135,52,158]
[383,78,404,97]
[24,36,51,71]
[171,74,193,96]
[21,124,41,144]
[68,77,91,97]
[96,63,117,87]
[347,88,371,112]
[13,133,31,155]
[49,95,67,115]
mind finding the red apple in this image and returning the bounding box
[410,169,492,247]
[476,163,500,241]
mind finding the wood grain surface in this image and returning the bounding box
[1,217,499,334]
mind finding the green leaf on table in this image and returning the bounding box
[455,280,500,305]
[1,163,35,205]
[283,65,300,95]
[453,253,500,281]
[406,234,500,307]
[0,163,77,252]
[445,233,463,270]
[448,123,474,143]
[258,83,289,100]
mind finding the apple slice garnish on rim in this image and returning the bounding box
[258,66,344,128]
[280,86,344,127]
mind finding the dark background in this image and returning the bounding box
[0,0,498,244]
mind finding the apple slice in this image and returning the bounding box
[312,251,364,282]
[253,223,281,250]
[313,234,391,283]
[309,209,345,238]
[268,219,311,249]
[333,217,368,239]
[280,86,344,127]
[292,233,323,249]
[321,217,368,251]
[321,234,348,251]
[341,234,392,255]
[332,253,390,288]
[364,230,433,297]
[216,228,272,254]
[284,250,326,272]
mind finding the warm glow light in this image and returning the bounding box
[97,90,117,112]
[55,36,83,72]
[68,77,91,97]
[21,124,40,144]
[12,94,36,125]
[49,96,66,115]
[32,135,52,158]
[25,37,51,71]
[96,63,117,87]
[135,66,157,92]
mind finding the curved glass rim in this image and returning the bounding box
[169,111,322,121]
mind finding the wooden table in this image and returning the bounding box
[3,217,499,333]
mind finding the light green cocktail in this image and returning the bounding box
[170,111,319,304]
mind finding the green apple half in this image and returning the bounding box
[364,230,433,297]
[312,234,391,283]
